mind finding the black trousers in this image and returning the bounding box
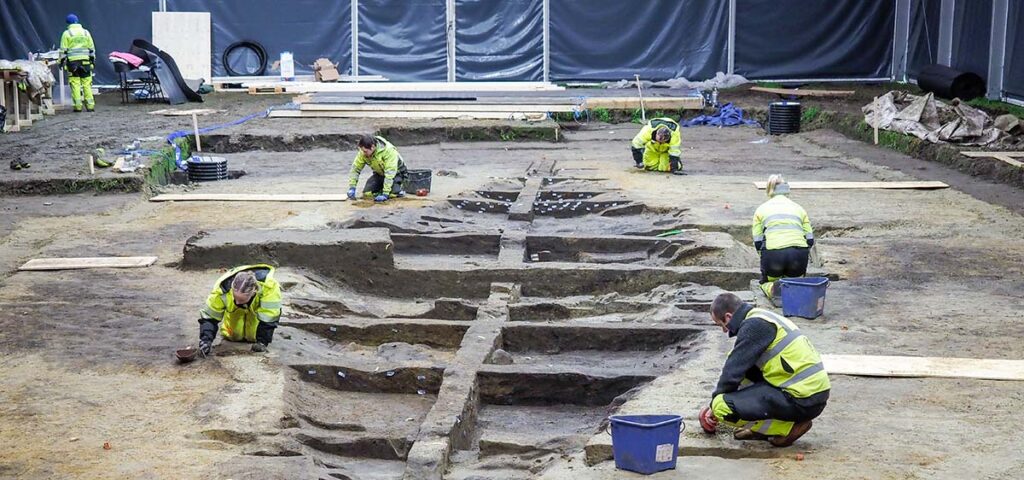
[362,165,410,195]
[722,382,827,424]
[760,246,810,283]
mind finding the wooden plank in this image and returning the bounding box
[244,81,565,94]
[299,103,576,113]
[822,354,1024,381]
[752,181,948,190]
[151,193,350,202]
[211,74,387,84]
[960,151,1024,168]
[152,12,211,83]
[750,86,856,97]
[149,108,221,116]
[19,256,158,271]
[268,109,548,121]
[586,96,704,109]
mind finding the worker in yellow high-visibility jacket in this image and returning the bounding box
[630,117,684,175]
[347,134,409,202]
[59,14,96,112]
[698,293,830,447]
[752,175,814,301]
[197,264,283,355]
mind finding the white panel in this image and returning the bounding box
[152,12,211,83]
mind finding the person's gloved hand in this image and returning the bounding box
[347,187,357,200]
[198,340,212,356]
[374,194,389,202]
[806,238,815,248]
[754,240,764,251]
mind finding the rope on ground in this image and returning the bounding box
[165,108,273,170]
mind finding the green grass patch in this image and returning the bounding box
[801,106,821,124]
[966,98,1024,119]
[756,81,783,89]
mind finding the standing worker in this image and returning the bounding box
[59,14,96,113]
[630,117,684,175]
[347,134,409,202]
[752,174,814,301]
[197,264,282,355]
[698,292,830,447]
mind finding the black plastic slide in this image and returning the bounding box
[130,39,203,104]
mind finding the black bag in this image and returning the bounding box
[0,105,7,132]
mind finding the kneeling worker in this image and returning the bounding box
[197,264,282,355]
[630,117,684,175]
[699,292,830,447]
[753,174,814,301]
[347,134,409,202]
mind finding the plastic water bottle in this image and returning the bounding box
[711,88,719,108]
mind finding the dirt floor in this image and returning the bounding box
[1,87,1023,479]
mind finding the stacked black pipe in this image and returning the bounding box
[767,101,801,135]
[186,156,228,182]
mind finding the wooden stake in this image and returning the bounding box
[635,74,646,122]
[88,154,94,175]
[872,96,879,145]
[192,111,201,151]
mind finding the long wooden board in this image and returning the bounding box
[750,86,856,97]
[960,151,1024,168]
[244,81,565,93]
[753,181,948,190]
[268,110,548,121]
[20,256,158,271]
[585,96,704,109]
[151,193,349,202]
[299,103,576,113]
[822,354,1024,381]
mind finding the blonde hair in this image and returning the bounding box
[766,174,790,198]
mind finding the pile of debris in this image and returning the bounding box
[863,90,1021,146]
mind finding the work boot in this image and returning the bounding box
[698,406,718,434]
[770,420,812,447]
[671,169,687,176]
[634,162,644,169]
[85,105,95,112]
[734,429,770,441]
[73,108,82,113]
[251,342,268,353]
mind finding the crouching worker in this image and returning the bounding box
[698,293,830,447]
[630,117,684,175]
[347,134,409,202]
[198,264,282,355]
[753,174,814,301]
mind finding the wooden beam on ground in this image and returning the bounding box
[151,193,350,202]
[244,81,564,94]
[752,181,949,190]
[149,108,221,116]
[19,256,158,271]
[960,151,1024,168]
[823,354,1024,381]
[268,109,548,121]
[585,96,704,110]
[299,103,575,113]
[750,86,856,97]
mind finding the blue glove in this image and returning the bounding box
[374,194,389,202]
[806,238,815,248]
[347,187,357,200]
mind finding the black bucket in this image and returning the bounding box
[186,156,229,182]
[404,169,432,193]
[767,101,801,135]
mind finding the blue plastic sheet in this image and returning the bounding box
[950,0,992,80]
[455,0,543,81]
[0,0,156,85]
[168,0,351,78]
[734,0,894,79]
[907,0,941,78]
[549,0,728,82]
[681,103,759,128]
[358,0,447,81]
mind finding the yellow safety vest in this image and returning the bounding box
[60,24,95,63]
[200,264,283,325]
[348,136,404,195]
[630,117,682,157]
[746,308,830,398]
[752,195,813,250]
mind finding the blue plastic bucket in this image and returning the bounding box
[609,414,683,475]
[779,276,830,318]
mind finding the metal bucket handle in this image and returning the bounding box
[601,417,686,435]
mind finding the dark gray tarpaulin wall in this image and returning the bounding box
[549,0,728,82]
[907,0,941,78]
[0,0,156,85]
[455,0,543,81]
[167,0,351,78]
[950,0,992,79]
[735,0,895,80]
[358,0,447,81]
[1005,0,1024,99]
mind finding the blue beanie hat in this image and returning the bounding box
[66,14,79,24]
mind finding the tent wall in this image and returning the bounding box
[734,0,895,80]
[167,0,352,79]
[1,0,1024,95]
[0,0,156,85]
[548,0,728,82]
